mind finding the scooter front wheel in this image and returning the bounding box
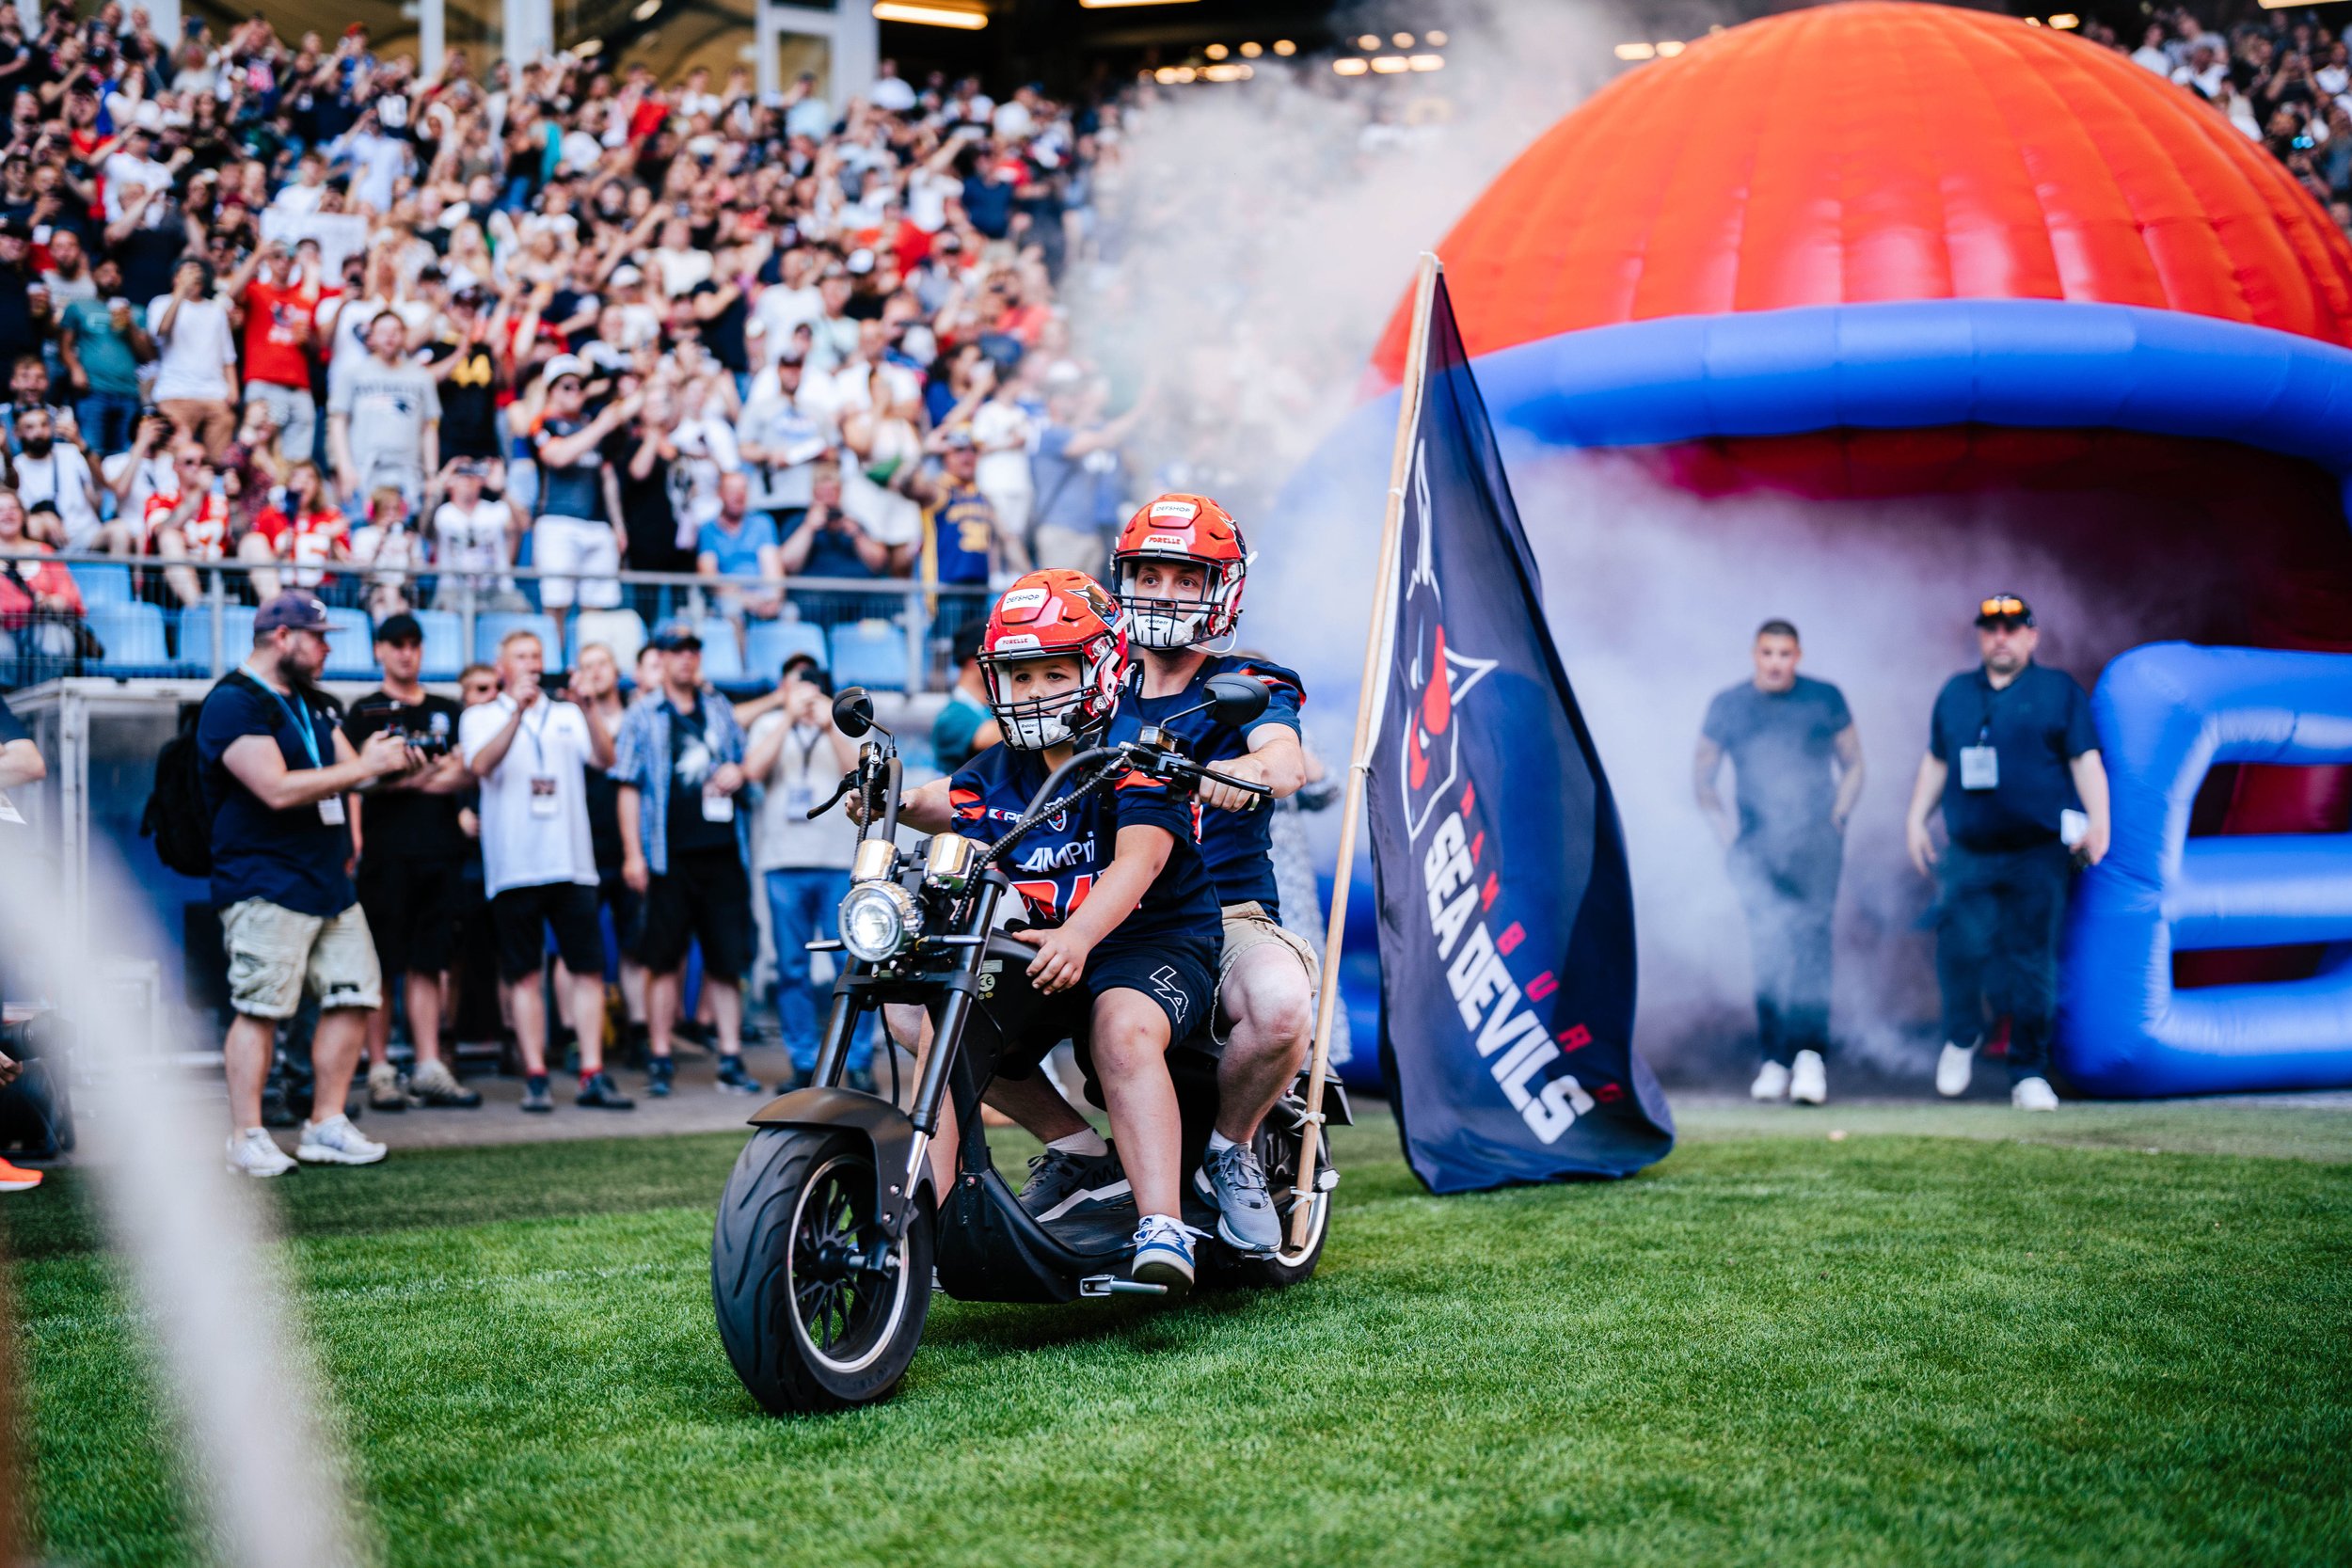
[712,1127,933,1416]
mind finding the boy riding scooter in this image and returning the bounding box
[888,568,1226,1290]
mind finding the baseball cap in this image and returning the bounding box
[542,353,590,385]
[609,263,644,286]
[255,592,332,634]
[373,611,423,645]
[649,619,704,652]
[939,428,975,451]
[1974,593,2034,628]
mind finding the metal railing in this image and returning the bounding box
[0,549,993,694]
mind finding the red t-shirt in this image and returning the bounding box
[145,485,233,560]
[243,279,322,389]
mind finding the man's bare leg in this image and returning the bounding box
[225,1013,276,1131]
[1213,942,1314,1144]
[309,1006,367,1123]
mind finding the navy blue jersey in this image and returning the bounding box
[950,736,1219,966]
[1124,655,1304,915]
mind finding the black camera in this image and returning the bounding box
[389,713,454,757]
[0,1014,36,1059]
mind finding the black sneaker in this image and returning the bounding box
[520,1078,553,1114]
[645,1057,675,1099]
[1017,1144,1130,1223]
[577,1070,636,1110]
[714,1055,765,1095]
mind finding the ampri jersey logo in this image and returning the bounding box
[1396,437,1495,848]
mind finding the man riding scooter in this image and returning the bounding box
[887,569,1227,1291]
[981,495,1312,1257]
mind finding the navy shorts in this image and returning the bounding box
[967,938,1216,1081]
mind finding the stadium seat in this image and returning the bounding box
[69,563,132,606]
[172,605,256,674]
[410,610,466,680]
[829,619,911,691]
[87,602,170,673]
[323,609,378,680]
[744,619,829,681]
[570,608,647,671]
[474,610,560,665]
[695,617,745,683]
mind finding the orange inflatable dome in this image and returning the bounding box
[1371,1,2352,380]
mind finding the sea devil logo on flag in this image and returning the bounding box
[1366,272,1674,1192]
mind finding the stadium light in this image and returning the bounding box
[631,0,659,18]
[1656,39,1684,55]
[873,0,988,24]
[1272,39,1295,55]
[1205,42,1227,58]
[1392,31,1414,46]
[573,35,602,54]
[1426,28,1447,45]
[1407,53,1444,71]
[1357,33,1381,48]
[1614,41,1655,59]
[2048,11,2080,25]
[1370,54,1407,71]
[1238,40,1261,56]
[1332,56,1369,74]
[1078,0,1198,7]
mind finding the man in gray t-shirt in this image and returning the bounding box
[327,310,440,503]
[1028,374,1150,573]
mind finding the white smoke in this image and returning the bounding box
[1083,5,2245,1083]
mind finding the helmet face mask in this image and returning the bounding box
[981,652,1091,750]
[1112,493,1247,650]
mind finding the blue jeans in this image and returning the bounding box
[77,390,140,459]
[765,866,863,1072]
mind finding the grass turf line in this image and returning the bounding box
[8,1112,2351,1568]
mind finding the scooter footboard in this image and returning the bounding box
[933,1169,1088,1304]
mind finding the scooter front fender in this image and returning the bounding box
[746,1085,927,1237]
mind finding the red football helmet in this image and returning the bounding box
[978,568,1127,749]
[1111,493,1248,649]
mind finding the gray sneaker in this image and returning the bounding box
[1193,1139,1281,1255]
[1017,1144,1130,1223]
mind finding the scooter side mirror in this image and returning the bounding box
[833,687,876,737]
[1203,673,1271,728]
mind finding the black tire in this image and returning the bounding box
[1215,1120,1332,1290]
[711,1128,933,1416]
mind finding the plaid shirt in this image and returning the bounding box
[611,688,750,876]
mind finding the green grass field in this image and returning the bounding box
[8,1101,2352,1568]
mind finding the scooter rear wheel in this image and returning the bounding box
[1213,1122,1331,1289]
[712,1127,933,1415]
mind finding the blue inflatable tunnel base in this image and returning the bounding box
[2061,643,2352,1098]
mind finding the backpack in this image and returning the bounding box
[142,673,258,879]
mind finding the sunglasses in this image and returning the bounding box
[1978,596,2027,620]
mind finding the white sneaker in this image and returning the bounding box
[295,1114,388,1166]
[226,1127,296,1179]
[1750,1061,1790,1101]
[1935,1042,1976,1098]
[1789,1050,1827,1105]
[2010,1076,2059,1112]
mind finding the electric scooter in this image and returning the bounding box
[710,679,1347,1415]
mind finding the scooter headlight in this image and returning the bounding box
[839,881,920,963]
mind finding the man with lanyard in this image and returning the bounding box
[1904,594,2111,1112]
[346,613,485,1114]
[613,621,764,1098]
[198,593,423,1176]
[459,628,631,1113]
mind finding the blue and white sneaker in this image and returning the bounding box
[1129,1213,1197,1293]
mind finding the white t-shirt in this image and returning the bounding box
[12,444,99,549]
[432,498,517,589]
[148,295,238,401]
[750,713,858,871]
[459,695,600,895]
[971,399,1037,498]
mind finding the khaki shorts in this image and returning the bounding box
[221,897,383,1021]
[1214,901,1318,1044]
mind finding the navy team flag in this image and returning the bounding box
[1363,267,1674,1190]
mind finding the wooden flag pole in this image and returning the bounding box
[1287,251,1441,1251]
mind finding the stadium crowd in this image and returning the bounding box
[0,3,1152,665]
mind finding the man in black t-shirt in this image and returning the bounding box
[1696,620,1864,1106]
[423,289,503,464]
[197,593,422,1177]
[1905,594,2110,1110]
[529,355,633,644]
[346,613,485,1112]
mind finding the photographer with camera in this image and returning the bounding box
[346,613,484,1113]
[200,594,424,1178]
[459,627,632,1113]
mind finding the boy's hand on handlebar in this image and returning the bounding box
[1197,753,1270,813]
[1013,927,1092,993]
